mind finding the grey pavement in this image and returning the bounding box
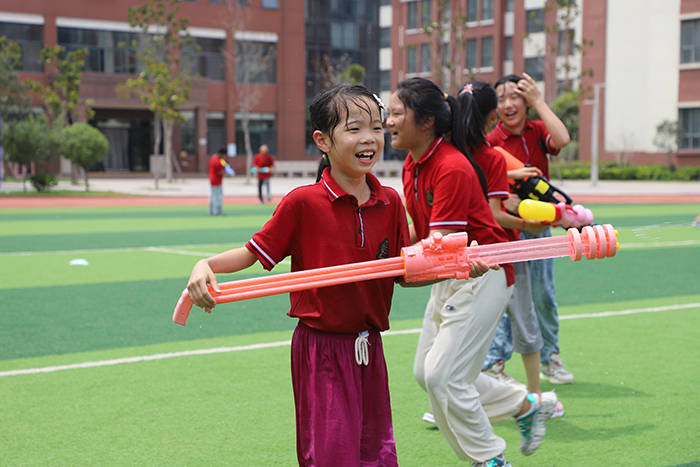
[1,173,700,199]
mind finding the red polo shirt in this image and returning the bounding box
[402,137,514,285]
[208,154,224,186]
[486,120,560,180]
[246,168,411,333]
[253,152,274,180]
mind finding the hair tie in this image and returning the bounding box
[443,93,449,102]
[459,83,474,96]
[373,93,388,123]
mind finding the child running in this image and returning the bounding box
[456,81,548,397]
[486,73,573,386]
[187,84,409,467]
[387,77,557,466]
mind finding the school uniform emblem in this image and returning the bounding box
[376,238,389,259]
[426,189,434,207]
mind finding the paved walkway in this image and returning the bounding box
[1,174,700,209]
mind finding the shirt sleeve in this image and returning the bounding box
[488,149,510,200]
[246,195,299,270]
[428,163,472,232]
[536,120,561,156]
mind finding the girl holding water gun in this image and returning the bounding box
[188,84,411,467]
[456,81,557,405]
[387,77,557,466]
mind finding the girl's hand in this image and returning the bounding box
[187,260,221,312]
[507,166,543,180]
[516,73,543,106]
[503,194,522,216]
[523,219,549,236]
[468,240,500,278]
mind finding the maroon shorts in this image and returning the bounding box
[291,322,398,467]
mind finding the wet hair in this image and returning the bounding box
[456,81,498,155]
[309,84,383,182]
[394,77,488,199]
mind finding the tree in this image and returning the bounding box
[221,0,277,183]
[0,114,52,191]
[125,0,193,183]
[0,37,33,182]
[61,123,109,191]
[653,120,683,171]
[422,1,469,94]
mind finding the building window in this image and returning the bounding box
[183,37,225,81]
[440,0,451,22]
[234,41,277,84]
[482,0,494,21]
[262,0,279,9]
[558,29,575,56]
[681,19,700,64]
[505,37,513,61]
[408,2,418,30]
[481,36,493,68]
[422,0,432,28]
[380,27,391,48]
[0,22,44,72]
[421,43,431,73]
[380,70,391,92]
[465,38,477,69]
[505,0,514,12]
[679,108,700,150]
[206,112,226,156]
[524,57,544,81]
[180,111,195,155]
[235,113,277,156]
[407,46,417,74]
[466,0,478,22]
[526,9,545,34]
[58,27,138,74]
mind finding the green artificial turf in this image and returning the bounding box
[1,201,699,466]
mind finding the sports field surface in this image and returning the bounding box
[1,197,699,466]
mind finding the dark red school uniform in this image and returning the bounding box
[486,120,560,180]
[245,167,409,467]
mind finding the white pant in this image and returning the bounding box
[413,269,526,463]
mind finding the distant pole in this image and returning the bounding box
[590,83,605,187]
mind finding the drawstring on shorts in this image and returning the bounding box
[354,331,370,366]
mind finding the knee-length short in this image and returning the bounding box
[291,322,398,467]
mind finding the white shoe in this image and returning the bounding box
[540,352,575,384]
[482,360,528,391]
[551,399,565,418]
[516,391,558,456]
[422,412,436,425]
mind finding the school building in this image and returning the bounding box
[384,0,700,168]
[1,0,699,176]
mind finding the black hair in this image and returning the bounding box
[494,74,521,89]
[216,146,227,155]
[394,77,488,199]
[456,81,498,155]
[309,84,382,182]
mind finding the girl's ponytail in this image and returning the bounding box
[447,93,489,199]
[315,154,331,182]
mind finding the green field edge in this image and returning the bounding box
[2,294,698,374]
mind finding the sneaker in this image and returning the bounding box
[422,412,436,425]
[482,360,527,391]
[540,352,574,384]
[551,399,565,418]
[471,453,512,467]
[516,392,558,456]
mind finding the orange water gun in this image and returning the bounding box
[173,225,619,325]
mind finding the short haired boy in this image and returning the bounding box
[486,73,575,385]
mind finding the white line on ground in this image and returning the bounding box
[1,302,698,379]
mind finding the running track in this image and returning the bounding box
[3,193,700,209]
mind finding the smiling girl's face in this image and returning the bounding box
[496,81,528,132]
[318,96,384,179]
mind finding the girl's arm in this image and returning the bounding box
[187,247,258,310]
[517,73,570,149]
[488,197,547,236]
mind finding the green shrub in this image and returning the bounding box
[29,173,58,192]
